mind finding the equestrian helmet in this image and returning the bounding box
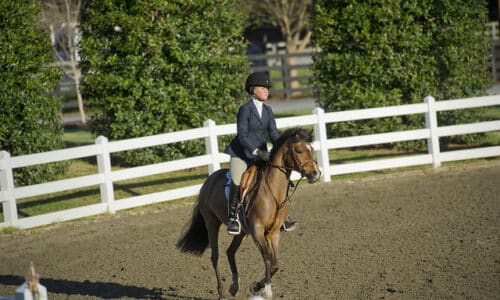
[245,72,272,94]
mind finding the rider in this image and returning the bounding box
[224,71,298,235]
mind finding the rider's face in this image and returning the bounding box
[253,86,269,101]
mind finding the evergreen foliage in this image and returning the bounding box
[80,0,249,165]
[312,0,490,148]
[0,0,66,185]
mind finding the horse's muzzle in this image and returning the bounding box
[306,170,321,183]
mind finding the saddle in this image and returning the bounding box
[236,165,258,232]
[239,164,257,198]
[225,164,259,231]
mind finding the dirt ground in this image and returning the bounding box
[1,160,499,299]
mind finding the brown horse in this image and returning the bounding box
[176,127,321,300]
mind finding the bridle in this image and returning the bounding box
[264,141,319,208]
[269,141,318,178]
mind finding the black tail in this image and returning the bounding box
[176,203,209,256]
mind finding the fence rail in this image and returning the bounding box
[1,95,499,229]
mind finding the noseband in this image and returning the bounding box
[292,150,318,177]
[284,143,318,177]
[268,142,317,178]
[258,141,318,209]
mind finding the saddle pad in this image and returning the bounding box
[224,170,231,200]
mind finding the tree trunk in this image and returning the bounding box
[74,78,86,124]
[286,31,312,98]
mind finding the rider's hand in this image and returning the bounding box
[256,149,270,161]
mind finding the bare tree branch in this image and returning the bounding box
[240,0,312,53]
[42,0,86,124]
[239,0,313,95]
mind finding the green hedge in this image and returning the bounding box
[80,0,249,166]
[312,0,490,149]
[0,1,66,185]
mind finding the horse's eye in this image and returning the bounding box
[294,148,303,154]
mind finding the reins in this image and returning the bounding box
[264,145,316,209]
[240,128,320,233]
[265,165,306,209]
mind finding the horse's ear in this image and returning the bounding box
[298,127,313,140]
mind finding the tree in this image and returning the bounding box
[241,0,312,54]
[0,0,67,184]
[312,0,490,148]
[42,0,86,124]
[240,0,313,92]
[80,0,249,165]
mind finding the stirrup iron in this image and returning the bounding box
[227,218,241,235]
[281,220,298,232]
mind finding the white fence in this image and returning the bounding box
[486,21,499,41]
[1,95,499,229]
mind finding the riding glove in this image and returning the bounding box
[256,149,270,161]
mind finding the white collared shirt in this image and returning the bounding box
[251,97,264,155]
[252,97,263,118]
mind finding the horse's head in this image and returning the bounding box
[272,127,321,183]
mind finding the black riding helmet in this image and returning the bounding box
[245,72,272,94]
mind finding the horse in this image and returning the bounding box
[176,127,321,300]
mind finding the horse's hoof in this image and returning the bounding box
[250,281,264,293]
[248,296,266,300]
[229,283,239,296]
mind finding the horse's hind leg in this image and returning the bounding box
[205,216,224,299]
[226,234,245,296]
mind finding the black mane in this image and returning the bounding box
[270,127,313,157]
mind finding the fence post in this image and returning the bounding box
[424,95,441,168]
[492,42,497,82]
[96,136,115,213]
[314,107,331,182]
[204,119,220,175]
[0,151,18,226]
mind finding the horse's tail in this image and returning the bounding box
[176,199,208,256]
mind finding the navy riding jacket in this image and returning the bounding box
[224,99,280,165]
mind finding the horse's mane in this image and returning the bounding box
[270,127,313,158]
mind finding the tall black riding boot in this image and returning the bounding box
[227,182,241,235]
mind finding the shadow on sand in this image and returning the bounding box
[0,275,211,300]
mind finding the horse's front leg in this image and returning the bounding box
[226,233,245,296]
[262,248,273,300]
[252,247,273,299]
[256,232,281,298]
[251,229,274,299]
[269,231,280,278]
